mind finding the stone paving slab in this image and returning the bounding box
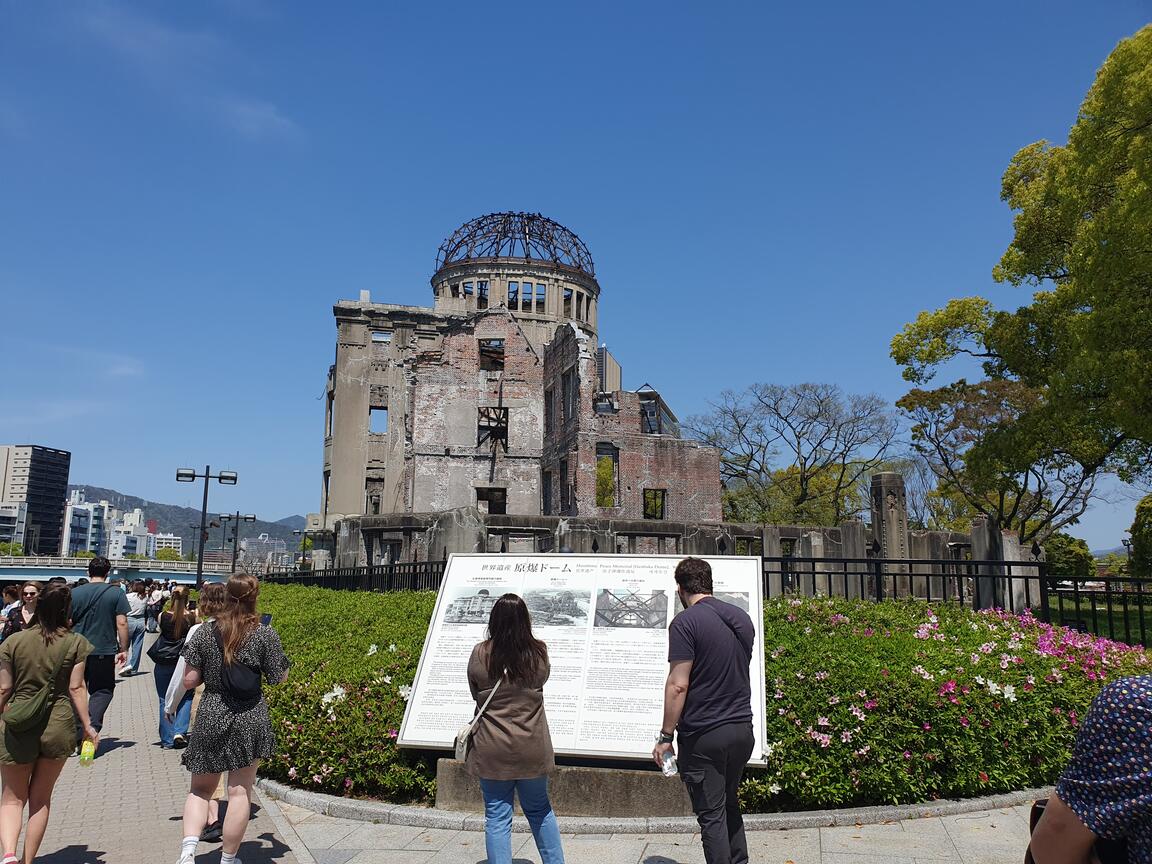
[32,635,300,864]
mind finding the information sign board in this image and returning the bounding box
[399,553,767,763]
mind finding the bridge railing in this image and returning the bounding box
[264,561,447,592]
[0,556,232,573]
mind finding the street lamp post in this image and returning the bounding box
[292,529,316,568]
[220,511,257,572]
[176,466,238,588]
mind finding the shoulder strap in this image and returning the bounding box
[697,599,752,661]
[74,583,115,627]
[475,676,502,717]
[47,634,74,701]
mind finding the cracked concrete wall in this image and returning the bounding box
[540,325,723,522]
[410,310,544,513]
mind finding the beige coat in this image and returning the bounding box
[464,641,555,780]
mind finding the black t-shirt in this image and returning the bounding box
[667,596,755,736]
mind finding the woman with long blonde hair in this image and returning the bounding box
[151,586,196,749]
[173,573,289,864]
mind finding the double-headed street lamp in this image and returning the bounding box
[176,466,237,587]
[220,511,256,572]
[293,528,318,567]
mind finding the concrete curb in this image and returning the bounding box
[255,777,1053,834]
[252,784,317,864]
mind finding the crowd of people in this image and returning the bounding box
[0,559,289,864]
[0,554,1145,864]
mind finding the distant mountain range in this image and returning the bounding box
[68,484,306,555]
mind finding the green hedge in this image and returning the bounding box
[257,584,1150,810]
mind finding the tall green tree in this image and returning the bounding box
[0,542,23,556]
[1130,493,1152,580]
[1043,533,1094,578]
[155,548,182,561]
[892,27,1152,541]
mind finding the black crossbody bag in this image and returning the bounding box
[212,623,263,711]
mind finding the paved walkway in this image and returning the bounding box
[270,798,1034,864]
[36,636,300,864]
[30,636,1036,864]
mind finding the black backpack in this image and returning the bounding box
[211,623,263,711]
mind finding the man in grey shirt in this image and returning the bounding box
[70,556,130,748]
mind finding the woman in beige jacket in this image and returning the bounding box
[465,593,563,864]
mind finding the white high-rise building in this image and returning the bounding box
[153,533,183,555]
[61,490,111,556]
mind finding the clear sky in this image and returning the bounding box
[2,1,1148,549]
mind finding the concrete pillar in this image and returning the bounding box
[839,521,867,598]
[329,321,372,519]
[801,531,830,596]
[870,472,910,597]
[970,516,1004,610]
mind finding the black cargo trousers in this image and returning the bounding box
[677,721,756,864]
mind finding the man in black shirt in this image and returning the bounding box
[653,557,755,864]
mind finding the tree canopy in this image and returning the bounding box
[1130,493,1152,580]
[891,27,1152,542]
[1042,533,1094,578]
[155,548,182,561]
[688,383,897,526]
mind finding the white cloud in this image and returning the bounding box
[74,3,299,143]
[216,96,301,142]
[0,399,106,428]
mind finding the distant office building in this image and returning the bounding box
[0,445,71,555]
[153,533,183,555]
[240,533,289,571]
[61,489,110,556]
[107,525,156,559]
[0,502,27,549]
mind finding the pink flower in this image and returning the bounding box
[922,722,932,731]
[864,699,878,710]
[960,716,970,728]
[344,778,353,789]
[386,729,399,739]
[938,680,957,695]
[288,767,297,780]
[312,774,322,784]
[817,716,830,727]
[903,751,912,760]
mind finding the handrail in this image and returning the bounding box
[0,556,232,572]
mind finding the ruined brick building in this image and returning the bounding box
[319,213,722,564]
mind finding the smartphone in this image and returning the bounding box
[188,600,198,611]
[260,613,273,626]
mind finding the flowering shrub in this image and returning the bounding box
[740,597,1149,810]
[258,584,438,801]
[258,585,1149,810]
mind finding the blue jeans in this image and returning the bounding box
[479,776,564,864]
[153,663,192,747]
[127,618,145,672]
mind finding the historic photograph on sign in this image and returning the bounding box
[673,590,749,614]
[523,588,590,626]
[442,586,512,623]
[593,588,669,629]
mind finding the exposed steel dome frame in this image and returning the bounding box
[435,212,595,277]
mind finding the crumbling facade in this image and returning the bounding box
[320,213,722,562]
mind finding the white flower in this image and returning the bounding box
[383,674,392,684]
[388,643,398,652]
[398,684,412,701]
[763,742,777,757]
[768,783,781,795]
[974,675,985,685]
[987,681,1002,696]
[1003,685,1017,702]
[367,644,378,656]
[321,684,347,705]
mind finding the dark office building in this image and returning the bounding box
[0,445,71,555]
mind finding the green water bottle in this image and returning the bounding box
[79,740,95,766]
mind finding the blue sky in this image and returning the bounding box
[1,1,1148,549]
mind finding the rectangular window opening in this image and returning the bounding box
[536,284,546,314]
[542,471,553,516]
[479,338,505,372]
[595,443,619,507]
[507,281,519,310]
[523,282,535,312]
[371,331,392,343]
[559,460,570,511]
[561,368,578,421]
[450,283,460,298]
[477,281,489,310]
[463,281,474,296]
[563,288,573,317]
[575,292,584,321]
[643,489,667,520]
[477,407,510,451]
[544,388,555,434]
[370,407,388,434]
[476,487,507,515]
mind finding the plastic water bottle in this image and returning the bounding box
[660,751,678,777]
[79,741,95,767]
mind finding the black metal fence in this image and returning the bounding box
[264,556,1148,647]
[264,560,446,592]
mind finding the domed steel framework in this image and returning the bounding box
[435,212,595,276]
